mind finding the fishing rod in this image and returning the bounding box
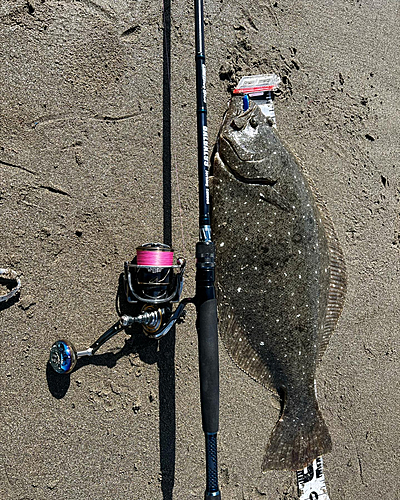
[49,0,221,497]
[194,0,221,495]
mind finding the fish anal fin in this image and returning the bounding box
[218,302,278,400]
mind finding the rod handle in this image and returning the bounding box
[196,297,219,433]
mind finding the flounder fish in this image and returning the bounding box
[210,96,346,471]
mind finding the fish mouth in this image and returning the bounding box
[219,135,278,186]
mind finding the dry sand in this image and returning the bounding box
[0,0,399,498]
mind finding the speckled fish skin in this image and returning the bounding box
[210,96,346,471]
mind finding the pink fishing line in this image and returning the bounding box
[137,249,174,267]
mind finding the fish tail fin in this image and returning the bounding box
[262,403,332,471]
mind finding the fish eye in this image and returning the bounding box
[231,116,247,130]
[250,116,258,128]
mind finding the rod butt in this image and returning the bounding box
[205,432,221,498]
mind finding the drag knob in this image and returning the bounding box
[49,340,77,374]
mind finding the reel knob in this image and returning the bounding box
[49,340,77,374]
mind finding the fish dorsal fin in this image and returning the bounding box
[303,171,347,365]
[318,200,347,364]
[217,299,279,399]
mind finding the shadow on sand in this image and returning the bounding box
[47,1,177,497]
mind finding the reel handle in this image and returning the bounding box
[48,301,190,374]
[49,340,80,374]
[49,321,122,374]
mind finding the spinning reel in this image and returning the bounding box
[49,243,189,374]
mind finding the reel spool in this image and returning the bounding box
[124,243,185,305]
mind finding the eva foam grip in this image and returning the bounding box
[196,298,219,433]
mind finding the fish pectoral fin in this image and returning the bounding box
[259,186,292,212]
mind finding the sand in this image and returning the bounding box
[0,0,399,498]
